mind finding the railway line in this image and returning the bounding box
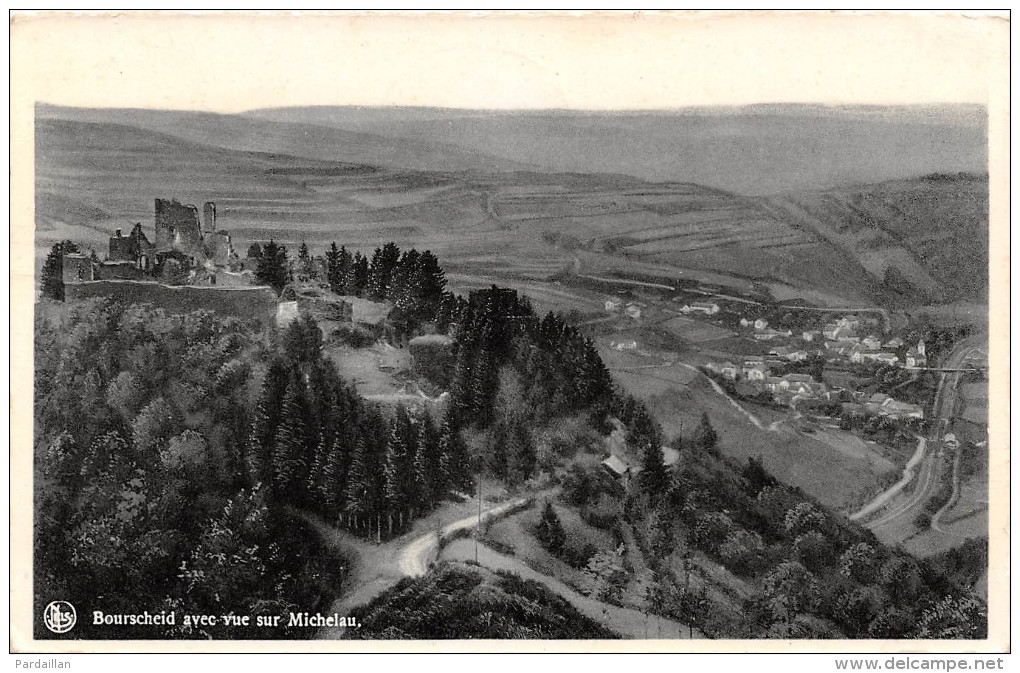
[861,340,979,532]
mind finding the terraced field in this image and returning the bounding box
[35,109,987,314]
[762,175,989,303]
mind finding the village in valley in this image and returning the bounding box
[580,273,987,529]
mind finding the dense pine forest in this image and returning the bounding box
[33,240,641,638]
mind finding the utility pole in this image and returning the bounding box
[475,471,481,564]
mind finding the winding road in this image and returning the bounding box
[850,436,927,522]
[305,492,705,640]
[858,339,981,533]
[398,498,531,577]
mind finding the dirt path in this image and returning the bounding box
[399,498,532,577]
[619,523,654,610]
[849,437,926,521]
[294,495,533,639]
[576,274,676,292]
[673,362,768,430]
[440,538,699,639]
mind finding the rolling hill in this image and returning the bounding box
[34,109,988,308]
[246,104,988,196]
[36,104,536,174]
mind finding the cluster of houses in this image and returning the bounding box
[844,393,925,421]
[703,356,924,420]
[738,317,794,341]
[604,297,644,320]
[705,358,830,407]
[734,313,929,369]
[604,290,930,373]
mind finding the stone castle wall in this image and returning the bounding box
[65,280,278,326]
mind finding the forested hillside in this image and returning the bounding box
[350,562,618,639]
[33,302,348,639]
[34,243,986,640]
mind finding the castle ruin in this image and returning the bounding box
[77,198,240,284]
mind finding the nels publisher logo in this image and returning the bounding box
[43,601,76,634]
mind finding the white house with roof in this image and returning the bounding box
[864,392,923,419]
[874,352,900,366]
[744,363,770,381]
[753,327,791,341]
[625,303,642,320]
[602,454,633,480]
[605,297,623,312]
[906,340,927,367]
[861,335,882,350]
[754,318,769,330]
[603,447,680,482]
[683,301,720,315]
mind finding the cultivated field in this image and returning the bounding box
[660,315,735,343]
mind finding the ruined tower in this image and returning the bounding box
[154,198,203,252]
[62,253,94,284]
[203,202,216,233]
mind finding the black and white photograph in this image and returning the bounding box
[10,10,1009,656]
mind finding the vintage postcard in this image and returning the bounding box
[9,10,1009,654]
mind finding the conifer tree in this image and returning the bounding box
[692,412,719,452]
[487,421,510,479]
[382,408,413,533]
[535,501,566,554]
[256,239,289,294]
[352,252,369,294]
[440,416,474,496]
[340,247,356,294]
[368,242,401,300]
[271,377,309,502]
[640,439,668,497]
[344,437,371,531]
[418,250,447,311]
[414,411,443,509]
[325,242,342,294]
[509,417,537,486]
[246,359,289,488]
[40,240,80,301]
[411,428,432,512]
[388,249,422,313]
[306,432,327,511]
[320,433,346,514]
